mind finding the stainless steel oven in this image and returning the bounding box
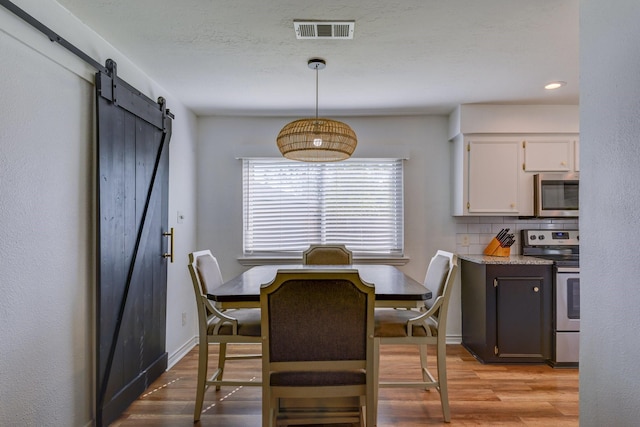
[522,229,579,366]
[555,267,580,364]
[534,173,579,217]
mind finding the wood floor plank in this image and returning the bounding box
[112,344,579,426]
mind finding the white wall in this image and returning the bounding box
[165,95,200,366]
[196,115,463,340]
[580,0,640,424]
[0,1,198,425]
[0,25,93,426]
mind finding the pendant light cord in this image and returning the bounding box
[315,65,319,121]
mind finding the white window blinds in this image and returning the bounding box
[243,158,404,255]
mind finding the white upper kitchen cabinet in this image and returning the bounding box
[449,105,580,217]
[451,135,521,216]
[468,137,520,214]
[523,136,577,172]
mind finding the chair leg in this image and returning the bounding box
[216,342,228,391]
[373,338,380,427]
[269,396,278,427]
[364,399,374,427]
[419,344,429,390]
[194,342,209,421]
[436,342,451,422]
[262,374,270,427]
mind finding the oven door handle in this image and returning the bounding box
[557,266,580,274]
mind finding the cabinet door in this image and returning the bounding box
[467,138,520,214]
[495,276,547,359]
[524,137,573,171]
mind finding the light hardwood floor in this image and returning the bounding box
[112,344,579,426]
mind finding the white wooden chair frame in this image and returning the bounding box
[374,250,458,423]
[302,244,353,265]
[188,250,262,422]
[261,270,375,427]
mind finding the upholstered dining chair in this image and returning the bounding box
[260,269,375,427]
[374,250,458,423]
[187,250,262,422]
[302,244,353,265]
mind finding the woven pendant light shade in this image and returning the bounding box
[276,118,357,162]
[277,58,357,162]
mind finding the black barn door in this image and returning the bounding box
[95,60,173,426]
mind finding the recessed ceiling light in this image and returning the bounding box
[545,81,567,90]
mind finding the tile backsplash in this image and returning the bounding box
[455,217,579,255]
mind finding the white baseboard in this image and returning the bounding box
[446,334,462,345]
[167,336,197,370]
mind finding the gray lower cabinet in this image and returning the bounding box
[461,260,552,363]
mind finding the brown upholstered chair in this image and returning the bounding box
[374,250,458,423]
[187,250,262,422]
[302,244,353,265]
[260,270,375,427]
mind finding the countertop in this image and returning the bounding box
[457,254,553,265]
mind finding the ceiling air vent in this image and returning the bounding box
[294,21,355,40]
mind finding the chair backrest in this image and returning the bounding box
[302,244,353,265]
[187,250,225,328]
[423,250,458,325]
[188,250,224,297]
[261,269,374,367]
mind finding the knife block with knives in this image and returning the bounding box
[484,228,515,257]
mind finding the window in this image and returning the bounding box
[243,158,404,256]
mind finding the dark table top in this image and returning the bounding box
[207,264,431,307]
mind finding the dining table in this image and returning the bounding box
[206,264,432,309]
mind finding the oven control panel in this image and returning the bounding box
[523,229,579,246]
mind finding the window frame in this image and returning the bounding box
[240,157,407,265]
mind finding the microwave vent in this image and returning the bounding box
[294,21,355,40]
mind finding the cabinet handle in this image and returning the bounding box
[533,286,539,293]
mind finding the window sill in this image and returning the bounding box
[238,255,410,267]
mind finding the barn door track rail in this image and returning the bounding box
[0,0,174,121]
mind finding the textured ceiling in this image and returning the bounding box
[54,0,579,116]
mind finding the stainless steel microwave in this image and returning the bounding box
[534,173,579,217]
